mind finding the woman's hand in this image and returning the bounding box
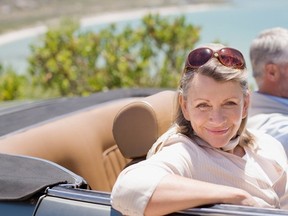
[145,174,259,216]
[220,186,260,207]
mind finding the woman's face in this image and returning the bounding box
[180,73,249,148]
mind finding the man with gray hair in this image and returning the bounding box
[248,27,288,155]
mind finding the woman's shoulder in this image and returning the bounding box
[147,127,196,158]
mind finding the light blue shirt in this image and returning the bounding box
[267,94,288,107]
[248,92,288,156]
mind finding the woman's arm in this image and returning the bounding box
[145,174,258,216]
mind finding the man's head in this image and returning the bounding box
[250,27,288,98]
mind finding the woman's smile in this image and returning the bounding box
[205,127,229,136]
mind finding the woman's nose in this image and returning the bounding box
[209,108,227,125]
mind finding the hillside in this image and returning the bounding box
[0,0,227,34]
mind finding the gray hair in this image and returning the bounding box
[250,27,288,79]
[176,43,254,146]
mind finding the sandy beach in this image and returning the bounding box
[0,3,218,46]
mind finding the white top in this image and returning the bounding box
[111,128,288,215]
[248,92,288,154]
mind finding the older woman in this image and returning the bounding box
[111,43,288,216]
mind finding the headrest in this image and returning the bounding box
[112,90,177,159]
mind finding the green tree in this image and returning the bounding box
[137,14,200,87]
[0,65,26,101]
[29,18,102,97]
[28,14,201,97]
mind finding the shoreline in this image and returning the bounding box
[0,3,221,46]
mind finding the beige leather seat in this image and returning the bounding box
[113,90,177,163]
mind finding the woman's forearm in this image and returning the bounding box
[144,174,258,216]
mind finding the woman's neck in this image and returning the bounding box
[227,145,245,157]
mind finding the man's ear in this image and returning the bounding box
[179,94,190,121]
[265,63,280,82]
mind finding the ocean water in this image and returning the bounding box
[0,0,288,86]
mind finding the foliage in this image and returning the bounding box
[0,65,27,101]
[28,14,200,97]
[0,14,201,101]
[28,18,102,96]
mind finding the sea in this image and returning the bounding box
[0,0,288,87]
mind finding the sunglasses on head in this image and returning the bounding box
[185,47,246,70]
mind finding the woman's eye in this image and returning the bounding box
[224,101,237,106]
[196,103,210,110]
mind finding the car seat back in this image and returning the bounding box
[113,90,177,163]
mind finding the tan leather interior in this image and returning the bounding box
[0,90,177,192]
[0,98,136,191]
[113,90,177,159]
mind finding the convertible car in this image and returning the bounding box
[0,88,287,216]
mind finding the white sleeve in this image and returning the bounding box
[111,162,169,216]
[111,140,194,216]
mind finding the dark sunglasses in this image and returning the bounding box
[185,47,246,70]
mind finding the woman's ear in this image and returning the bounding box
[242,91,250,119]
[179,94,190,121]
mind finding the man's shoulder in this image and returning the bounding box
[249,92,288,116]
[249,112,288,125]
[247,115,288,158]
[248,113,288,136]
[249,129,287,163]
